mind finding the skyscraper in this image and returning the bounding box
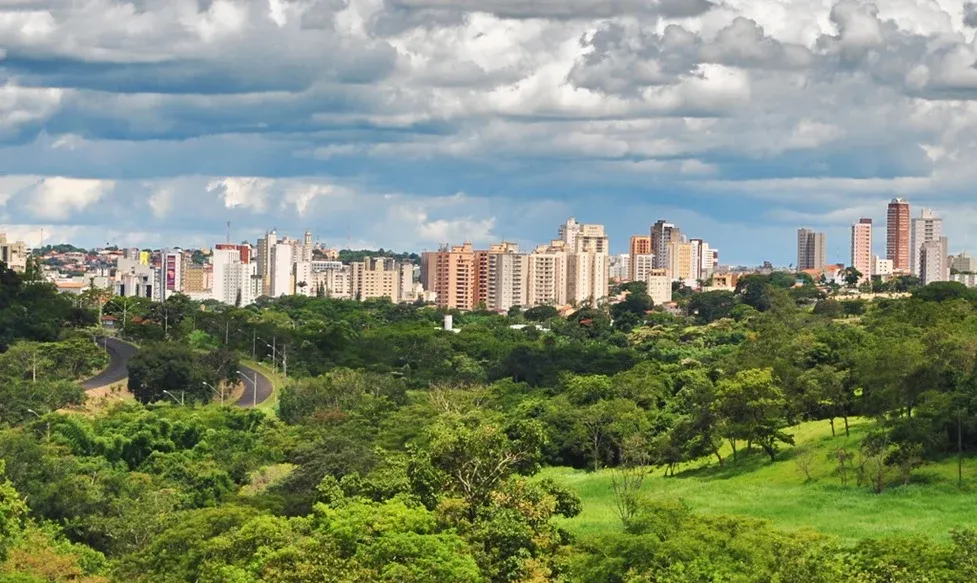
[910,209,943,277]
[650,220,680,270]
[851,218,873,283]
[567,223,610,307]
[796,228,827,271]
[887,198,911,271]
[256,230,277,296]
[628,235,651,281]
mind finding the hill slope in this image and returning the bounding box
[540,418,977,543]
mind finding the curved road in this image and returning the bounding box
[82,337,138,390]
[234,364,273,408]
[81,337,273,407]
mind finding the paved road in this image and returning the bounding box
[235,364,273,408]
[82,338,138,390]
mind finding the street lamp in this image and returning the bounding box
[202,382,223,406]
[162,390,184,406]
[237,370,258,408]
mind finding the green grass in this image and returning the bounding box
[541,418,977,543]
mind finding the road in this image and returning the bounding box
[235,364,273,408]
[82,337,138,390]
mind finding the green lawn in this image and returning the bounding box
[540,418,977,543]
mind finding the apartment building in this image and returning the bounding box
[887,198,911,272]
[646,268,672,305]
[797,228,827,271]
[910,209,942,277]
[920,238,949,285]
[486,250,529,312]
[351,256,411,302]
[651,220,681,270]
[256,230,277,296]
[667,240,696,282]
[527,242,568,307]
[212,247,257,306]
[632,254,654,282]
[183,265,212,293]
[567,223,610,307]
[851,218,873,283]
[270,243,294,297]
[0,234,27,272]
[310,261,351,299]
[629,235,652,281]
[422,243,477,310]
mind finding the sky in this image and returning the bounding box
[3,0,977,265]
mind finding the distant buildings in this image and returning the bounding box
[628,235,651,281]
[919,238,950,285]
[952,252,977,274]
[646,268,672,305]
[796,228,826,271]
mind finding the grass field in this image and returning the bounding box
[540,417,977,543]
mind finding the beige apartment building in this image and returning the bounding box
[422,243,477,310]
[851,218,873,283]
[527,242,568,307]
[667,241,696,281]
[480,242,527,312]
[567,224,609,307]
[0,234,27,272]
[646,268,672,305]
[351,256,410,302]
[183,265,213,292]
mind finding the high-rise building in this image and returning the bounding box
[796,228,827,271]
[527,242,568,307]
[628,235,652,281]
[115,257,155,298]
[422,243,477,310]
[558,217,582,250]
[567,223,609,307]
[270,243,293,297]
[887,198,911,271]
[256,230,278,296]
[646,268,672,305]
[156,249,183,301]
[632,254,654,282]
[910,209,943,277]
[692,239,716,279]
[851,218,873,283]
[609,254,629,282]
[351,257,410,302]
[651,220,681,270]
[212,247,257,306]
[667,240,696,281]
[952,252,977,274]
[920,237,950,285]
[183,265,212,293]
[486,248,529,312]
[0,234,27,273]
[874,256,894,278]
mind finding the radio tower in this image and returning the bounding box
[226,221,231,244]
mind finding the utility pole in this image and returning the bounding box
[224,319,229,345]
[282,344,287,381]
[272,336,277,373]
[252,329,256,360]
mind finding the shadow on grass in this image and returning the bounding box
[672,448,780,480]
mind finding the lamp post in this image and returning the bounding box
[162,390,184,406]
[202,382,223,406]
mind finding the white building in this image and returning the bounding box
[212,247,257,306]
[609,254,629,282]
[270,243,294,297]
[486,251,528,312]
[874,256,894,278]
[115,257,155,298]
[920,238,949,285]
[952,253,977,274]
[311,263,351,299]
[527,243,568,307]
[632,254,654,282]
[911,209,943,277]
[567,223,609,307]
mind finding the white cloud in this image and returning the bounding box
[28,177,114,220]
[208,177,274,212]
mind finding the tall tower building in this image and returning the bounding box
[851,218,873,283]
[256,230,278,296]
[422,243,477,310]
[558,217,581,249]
[628,235,652,281]
[887,198,911,271]
[567,223,610,307]
[651,220,681,270]
[910,209,943,277]
[797,228,827,271]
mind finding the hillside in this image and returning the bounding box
[542,417,977,543]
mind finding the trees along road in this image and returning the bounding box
[82,338,273,407]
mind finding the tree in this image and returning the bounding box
[610,433,651,528]
[844,267,862,289]
[714,368,794,461]
[687,290,737,324]
[127,343,227,405]
[524,305,558,322]
[0,460,27,562]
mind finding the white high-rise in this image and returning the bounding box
[256,230,277,296]
[527,242,568,306]
[910,209,943,277]
[567,223,609,307]
[212,247,256,306]
[920,237,949,285]
[270,243,294,297]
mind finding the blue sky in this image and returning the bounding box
[3,0,977,265]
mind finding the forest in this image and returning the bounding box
[4,263,977,582]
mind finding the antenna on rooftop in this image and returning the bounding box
[226,221,231,244]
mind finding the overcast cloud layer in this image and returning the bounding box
[3,0,977,264]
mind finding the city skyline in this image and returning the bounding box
[3,2,977,264]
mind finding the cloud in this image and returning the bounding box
[26,177,114,220]
[2,0,977,265]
